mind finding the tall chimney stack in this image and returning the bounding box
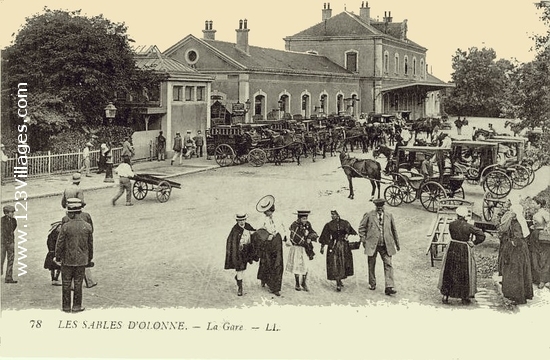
[202,20,216,40]
[235,19,250,55]
[360,1,371,25]
[322,3,332,21]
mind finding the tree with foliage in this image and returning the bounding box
[2,8,165,151]
[446,47,516,117]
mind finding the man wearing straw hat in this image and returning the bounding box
[55,198,93,312]
[255,195,288,296]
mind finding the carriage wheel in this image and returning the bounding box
[465,168,480,185]
[215,144,235,167]
[482,192,497,222]
[509,165,530,189]
[266,149,276,163]
[483,170,512,198]
[156,181,172,203]
[452,186,465,199]
[420,182,447,213]
[132,181,148,200]
[393,173,415,203]
[248,148,267,167]
[384,185,403,207]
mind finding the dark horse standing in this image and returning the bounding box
[270,129,303,165]
[339,151,381,200]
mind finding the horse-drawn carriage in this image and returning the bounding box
[451,140,513,198]
[208,124,272,167]
[484,136,535,188]
[382,145,466,212]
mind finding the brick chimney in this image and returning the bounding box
[235,19,250,55]
[322,3,332,21]
[384,11,393,23]
[360,1,371,25]
[202,20,216,40]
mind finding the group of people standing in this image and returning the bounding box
[438,195,550,306]
[162,130,204,166]
[224,196,400,297]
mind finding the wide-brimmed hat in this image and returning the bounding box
[295,210,311,217]
[186,130,192,133]
[86,142,93,147]
[71,173,82,183]
[256,195,275,213]
[235,213,248,221]
[3,205,15,213]
[66,198,83,212]
[373,198,386,207]
[456,206,469,218]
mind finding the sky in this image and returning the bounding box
[0,0,547,82]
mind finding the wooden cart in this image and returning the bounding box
[131,173,181,203]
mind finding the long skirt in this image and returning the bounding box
[257,234,284,292]
[501,239,533,304]
[530,229,550,284]
[286,245,308,275]
[325,240,354,281]
[438,240,476,299]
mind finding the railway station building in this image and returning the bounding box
[163,2,452,126]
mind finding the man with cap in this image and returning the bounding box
[286,210,318,292]
[61,173,85,209]
[183,130,196,159]
[61,198,97,288]
[55,198,93,312]
[193,130,205,158]
[80,142,93,177]
[171,132,183,165]
[438,206,485,305]
[358,199,400,295]
[1,205,18,283]
[157,131,166,161]
[255,195,288,296]
[224,213,256,296]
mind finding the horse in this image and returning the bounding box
[342,126,367,153]
[339,151,381,200]
[303,131,319,162]
[270,129,303,165]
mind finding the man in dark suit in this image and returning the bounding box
[1,205,18,284]
[55,198,93,312]
[358,199,400,295]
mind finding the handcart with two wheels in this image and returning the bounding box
[131,173,181,203]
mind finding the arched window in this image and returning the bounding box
[404,56,409,76]
[320,93,328,114]
[420,59,425,78]
[384,51,389,73]
[394,53,400,74]
[413,57,417,76]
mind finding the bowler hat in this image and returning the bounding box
[3,205,15,213]
[72,173,82,183]
[373,198,386,207]
[235,213,248,221]
[66,198,83,212]
[256,195,275,213]
[456,206,469,218]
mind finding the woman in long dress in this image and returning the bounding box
[224,213,256,296]
[529,197,550,289]
[499,204,533,304]
[319,210,357,292]
[438,206,486,305]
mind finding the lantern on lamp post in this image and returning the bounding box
[104,102,117,124]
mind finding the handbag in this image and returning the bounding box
[349,241,361,250]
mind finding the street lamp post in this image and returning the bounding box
[104,102,117,124]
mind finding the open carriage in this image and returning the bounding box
[484,136,535,188]
[383,145,466,212]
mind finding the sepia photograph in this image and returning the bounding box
[1,0,549,358]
